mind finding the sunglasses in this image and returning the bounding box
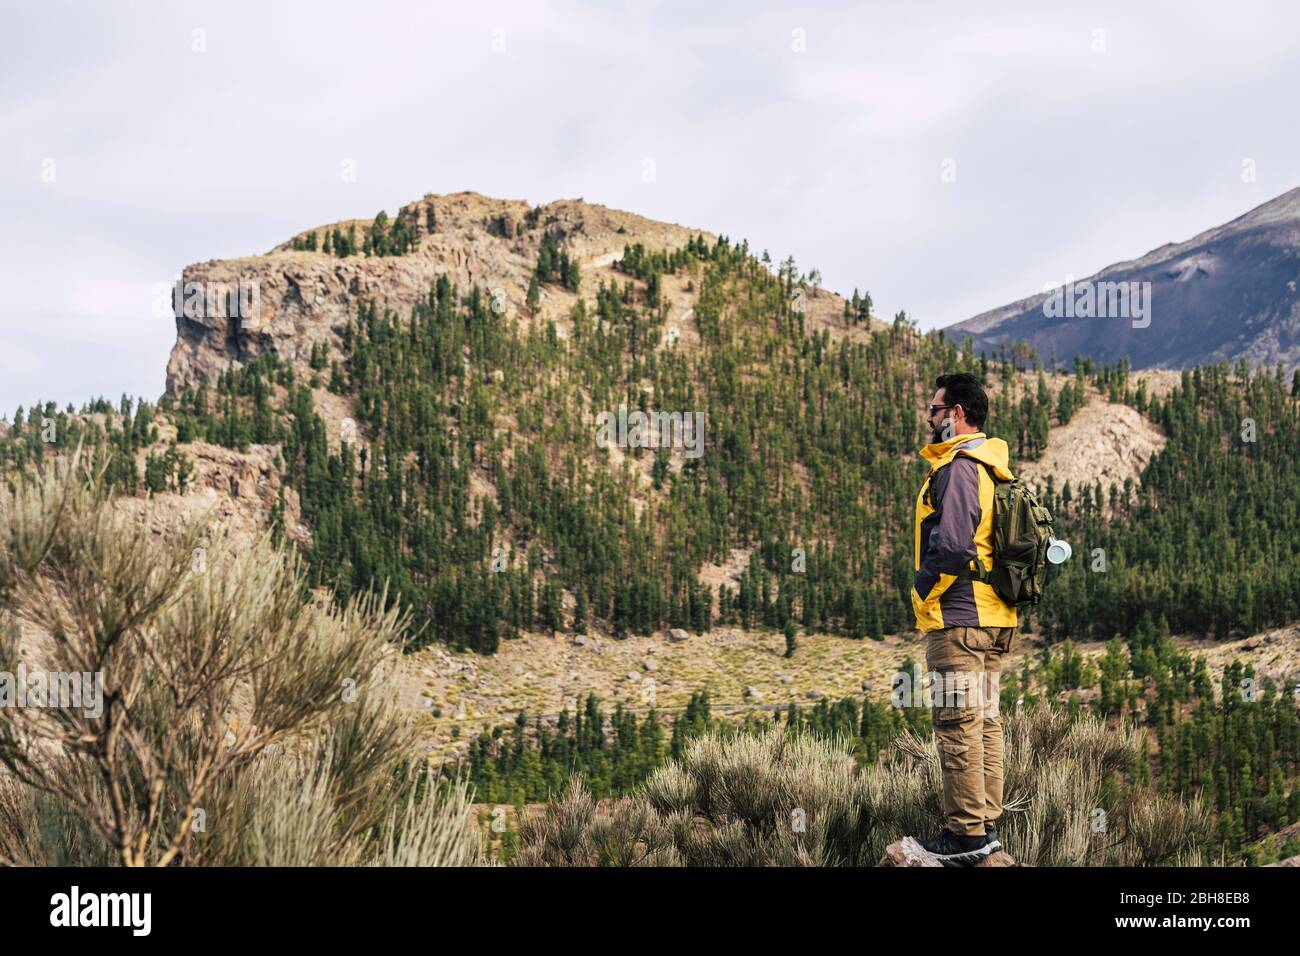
[927,404,955,417]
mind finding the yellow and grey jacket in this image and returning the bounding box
[911,432,1018,632]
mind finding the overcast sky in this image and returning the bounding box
[4,0,1300,413]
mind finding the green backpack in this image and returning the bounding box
[936,454,1057,607]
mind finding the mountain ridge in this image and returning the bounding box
[947,187,1300,372]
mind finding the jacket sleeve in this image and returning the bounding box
[914,456,982,601]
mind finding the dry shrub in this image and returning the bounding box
[881,699,1212,866]
[516,699,1216,866]
[517,724,882,866]
[0,449,480,866]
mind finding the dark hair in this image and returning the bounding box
[935,372,988,429]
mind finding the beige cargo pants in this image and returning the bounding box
[925,625,1016,837]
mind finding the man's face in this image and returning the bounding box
[926,388,959,443]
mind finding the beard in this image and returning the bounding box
[929,420,949,443]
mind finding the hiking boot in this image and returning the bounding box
[985,823,1001,851]
[920,826,999,866]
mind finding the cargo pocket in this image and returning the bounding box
[938,738,971,771]
[962,627,994,652]
[935,705,967,724]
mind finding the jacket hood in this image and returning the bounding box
[920,432,1015,480]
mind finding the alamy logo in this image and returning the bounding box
[1042,276,1151,328]
[595,404,706,459]
[49,886,151,936]
[168,277,261,323]
[0,665,102,718]
[890,665,1002,714]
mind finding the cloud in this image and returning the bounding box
[3,0,1300,410]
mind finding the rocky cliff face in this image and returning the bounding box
[165,191,715,396]
[117,439,308,549]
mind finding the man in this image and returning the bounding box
[912,372,1017,866]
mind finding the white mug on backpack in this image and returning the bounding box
[1046,537,1072,565]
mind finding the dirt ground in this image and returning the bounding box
[398,619,1300,761]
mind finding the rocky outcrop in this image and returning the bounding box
[117,440,307,549]
[164,192,714,397]
[879,836,1020,867]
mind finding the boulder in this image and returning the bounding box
[879,837,941,867]
[879,837,1020,867]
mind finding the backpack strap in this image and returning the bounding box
[922,448,980,506]
[946,451,998,583]
[954,564,992,583]
[921,466,942,507]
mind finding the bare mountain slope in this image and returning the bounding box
[1016,391,1166,501]
[947,187,1300,373]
